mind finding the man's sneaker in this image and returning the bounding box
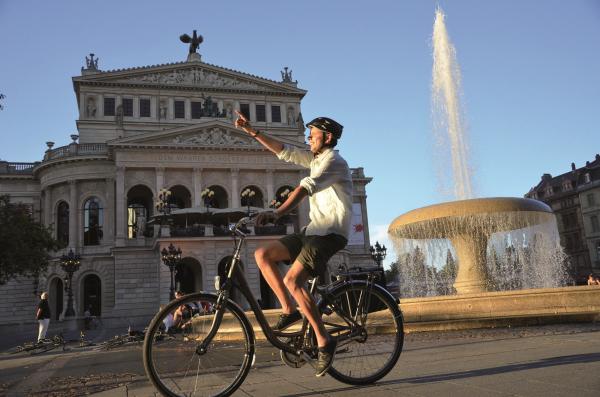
[275,310,302,330]
[315,338,338,377]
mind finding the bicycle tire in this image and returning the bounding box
[143,292,255,397]
[323,281,404,385]
[30,341,58,355]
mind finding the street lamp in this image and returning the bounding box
[201,188,215,213]
[155,188,172,217]
[241,188,256,215]
[161,243,182,300]
[370,241,387,269]
[60,249,81,317]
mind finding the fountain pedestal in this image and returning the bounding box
[450,233,489,294]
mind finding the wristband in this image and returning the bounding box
[252,129,261,138]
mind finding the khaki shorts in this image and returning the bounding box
[279,231,348,277]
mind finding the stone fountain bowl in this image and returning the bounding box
[388,197,554,294]
[388,197,553,239]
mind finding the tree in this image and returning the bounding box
[0,93,5,110]
[0,195,62,284]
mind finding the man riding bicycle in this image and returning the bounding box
[234,111,353,377]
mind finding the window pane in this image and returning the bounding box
[191,101,202,119]
[122,98,133,117]
[140,98,151,117]
[256,104,266,122]
[84,198,103,246]
[271,105,281,123]
[174,100,185,119]
[104,97,115,116]
[239,103,250,120]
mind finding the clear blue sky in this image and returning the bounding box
[1,0,599,266]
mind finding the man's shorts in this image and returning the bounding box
[279,231,348,277]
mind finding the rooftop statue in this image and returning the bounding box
[180,30,203,54]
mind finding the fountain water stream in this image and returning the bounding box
[388,8,570,297]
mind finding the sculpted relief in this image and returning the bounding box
[172,128,260,147]
[126,68,260,90]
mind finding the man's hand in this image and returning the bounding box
[256,210,277,226]
[234,110,255,136]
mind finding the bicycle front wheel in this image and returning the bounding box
[323,282,404,385]
[143,292,255,397]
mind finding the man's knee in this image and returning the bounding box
[254,246,271,268]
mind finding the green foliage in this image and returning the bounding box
[0,195,62,284]
[0,93,4,110]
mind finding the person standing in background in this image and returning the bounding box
[36,291,51,342]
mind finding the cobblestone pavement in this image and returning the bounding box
[1,323,599,396]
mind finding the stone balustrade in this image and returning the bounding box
[0,161,40,174]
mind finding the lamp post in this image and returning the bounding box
[370,241,387,269]
[60,249,81,317]
[241,188,256,215]
[161,243,182,300]
[201,188,215,213]
[155,188,172,217]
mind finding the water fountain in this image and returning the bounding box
[388,8,569,298]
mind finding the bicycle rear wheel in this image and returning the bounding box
[323,282,404,385]
[143,292,255,397]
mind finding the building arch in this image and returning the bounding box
[81,273,102,316]
[206,185,228,209]
[240,185,264,208]
[218,256,245,307]
[275,185,298,229]
[176,257,203,293]
[127,184,154,238]
[169,184,192,209]
[48,276,64,320]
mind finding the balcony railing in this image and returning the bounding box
[45,143,108,161]
[157,223,292,238]
[0,161,39,175]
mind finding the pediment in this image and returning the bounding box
[76,62,305,94]
[109,121,305,150]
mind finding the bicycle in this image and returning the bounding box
[95,327,145,351]
[143,214,404,397]
[9,334,66,355]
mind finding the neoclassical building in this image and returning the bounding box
[0,39,374,334]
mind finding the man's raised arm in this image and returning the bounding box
[234,110,284,155]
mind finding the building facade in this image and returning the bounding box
[525,154,600,283]
[0,42,374,335]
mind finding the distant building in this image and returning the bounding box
[0,36,375,335]
[525,154,600,283]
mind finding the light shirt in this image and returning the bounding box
[277,145,353,239]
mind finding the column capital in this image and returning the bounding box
[69,180,77,186]
[230,168,240,175]
[193,167,203,173]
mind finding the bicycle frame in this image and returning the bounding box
[198,217,322,356]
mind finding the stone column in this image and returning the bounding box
[155,167,165,193]
[105,178,114,243]
[68,180,78,250]
[266,103,272,123]
[79,93,85,120]
[193,168,203,207]
[98,94,104,118]
[185,98,191,121]
[43,187,52,229]
[266,170,274,203]
[231,168,240,208]
[167,98,174,120]
[249,102,256,122]
[115,167,126,246]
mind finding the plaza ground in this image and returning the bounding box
[1,323,599,396]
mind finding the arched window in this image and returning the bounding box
[127,185,153,238]
[169,185,192,209]
[218,256,244,307]
[240,185,264,208]
[83,274,101,316]
[274,185,294,208]
[83,197,103,246]
[56,201,69,245]
[205,185,228,209]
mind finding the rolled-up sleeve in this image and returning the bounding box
[277,144,313,168]
[300,156,342,196]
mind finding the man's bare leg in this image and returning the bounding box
[254,241,295,314]
[284,261,330,348]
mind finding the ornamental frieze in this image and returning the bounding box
[172,128,260,147]
[124,68,260,90]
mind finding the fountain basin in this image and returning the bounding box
[389,197,555,294]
